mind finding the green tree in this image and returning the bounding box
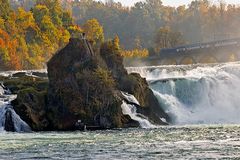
[62,10,73,27]
[32,4,50,27]
[0,0,11,19]
[36,0,63,26]
[0,17,5,29]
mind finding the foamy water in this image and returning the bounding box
[0,85,31,132]
[121,92,156,128]
[127,62,240,125]
[1,62,240,159]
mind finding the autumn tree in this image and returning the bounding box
[83,18,104,48]
[0,0,11,19]
[0,29,21,69]
[2,0,240,69]
[113,35,120,51]
[36,0,63,26]
[0,17,5,29]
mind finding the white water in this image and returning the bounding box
[0,69,47,77]
[0,85,31,132]
[121,92,155,128]
[0,86,4,96]
[127,62,240,125]
[121,92,140,105]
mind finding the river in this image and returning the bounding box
[1,62,240,159]
[1,125,240,159]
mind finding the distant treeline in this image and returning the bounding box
[1,0,240,69]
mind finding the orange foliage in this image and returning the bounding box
[0,28,21,69]
[0,39,4,47]
[9,39,21,70]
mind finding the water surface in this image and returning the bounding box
[1,125,240,159]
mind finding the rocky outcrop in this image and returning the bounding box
[46,38,124,130]
[9,38,169,131]
[46,38,169,130]
[12,88,49,131]
[3,76,49,131]
[100,42,169,124]
[2,76,48,94]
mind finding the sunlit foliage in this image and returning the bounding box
[120,49,149,58]
[2,0,240,69]
[0,0,71,70]
[83,18,104,48]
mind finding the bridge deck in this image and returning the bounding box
[143,38,240,65]
[160,38,240,56]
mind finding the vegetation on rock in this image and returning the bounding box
[3,37,169,131]
[0,74,48,130]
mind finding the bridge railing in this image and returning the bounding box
[160,38,240,56]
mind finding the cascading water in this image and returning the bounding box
[0,86,4,96]
[0,84,31,132]
[121,92,155,128]
[127,62,240,125]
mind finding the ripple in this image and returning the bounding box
[1,125,240,159]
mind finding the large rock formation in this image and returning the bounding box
[46,38,169,130]
[100,41,169,124]
[7,76,49,131]
[47,38,125,130]
[9,38,169,131]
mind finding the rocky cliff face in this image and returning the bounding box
[46,38,169,130]
[7,76,49,131]
[10,38,169,131]
[46,38,128,130]
[100,41,169,125]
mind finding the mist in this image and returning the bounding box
[127,62,240,124]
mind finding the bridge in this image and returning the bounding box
[148,38,240,65]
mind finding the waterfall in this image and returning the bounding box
[121,92,156,128]
[0,85,31,132]
[127,62,240,125]
[0,86,4,96]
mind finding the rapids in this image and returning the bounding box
[121,92,155,128]
[0,85,31,132]
[127,62,240,125]
[1,63,240,159]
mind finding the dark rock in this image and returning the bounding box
[4,108,15,132]
[125,73,169,124]
[100,42,170,124]
[47,38,124,130]
[32,72,48,78]
[12,72,26,78]
[12,37,169,131]
[46,38,169,130]
[99,116,112,128]
[3,76,48,94]
[0,75,49,131]
[12,88,49,131]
